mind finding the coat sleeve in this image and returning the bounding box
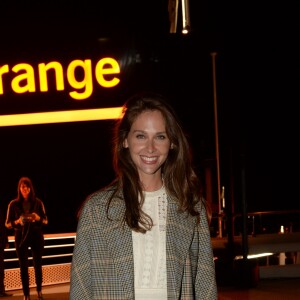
[194,205,218,299]
[69,199,93,299]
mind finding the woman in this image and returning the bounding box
[6,177,48,300]
[70,93,217,299]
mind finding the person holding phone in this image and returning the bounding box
[5,177,48,300]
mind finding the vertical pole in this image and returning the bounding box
[211,52,222,238]
[279,225,286,265]
[241,153,248,260]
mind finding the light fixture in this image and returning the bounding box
[235,253,274,260]
[168,0,178,33]
[169,0,191,34]
[181,0,191,34]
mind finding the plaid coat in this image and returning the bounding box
[70,189,217,300]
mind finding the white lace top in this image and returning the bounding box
[132,187,167,300]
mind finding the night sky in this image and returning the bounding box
[0,1,299,233]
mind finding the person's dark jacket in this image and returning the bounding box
[5,197,48,232]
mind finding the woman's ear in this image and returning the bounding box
[123,139,129,148]
[170,143,174,149]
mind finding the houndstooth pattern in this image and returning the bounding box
[69,188,218,299]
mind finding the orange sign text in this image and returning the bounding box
[0,57,121,100]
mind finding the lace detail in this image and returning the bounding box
[132,187,167,299]
[158,190,167,232]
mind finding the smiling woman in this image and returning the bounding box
[69,92,218,299]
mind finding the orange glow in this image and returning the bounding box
[68,59,94,100]
[0,107,123,127]
[39,62,65,92]
[95,57,120,87]
[0,65,9,94]
[12,63,36,93]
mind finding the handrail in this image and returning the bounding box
[211,210,300,237]
[4,227,300,290]
[4,233,77,290]
[5,232,76,266]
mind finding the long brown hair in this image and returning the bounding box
[107,92,206,232]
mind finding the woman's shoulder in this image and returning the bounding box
[8,198,18,206]
[34,197,45,205]
[85,185,119,206]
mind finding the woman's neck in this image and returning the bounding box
[141,178,164,192]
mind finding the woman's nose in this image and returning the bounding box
[146,140,155,153]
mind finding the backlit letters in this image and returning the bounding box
[0,57,121,100]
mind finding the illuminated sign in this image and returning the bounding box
[0,107,123,127]
[0,57,121,100]
[0,57,123,126]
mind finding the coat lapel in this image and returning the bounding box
[105,201,135,299]
[166,197,196,299]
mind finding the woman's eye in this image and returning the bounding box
[157,135,166,140]
[136,134,145,139]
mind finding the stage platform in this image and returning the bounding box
[3,278,300,300]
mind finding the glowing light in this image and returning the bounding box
[0,57,121,100]
[235,253,273,260]
[0,107,123,127]
[181,0,191,34]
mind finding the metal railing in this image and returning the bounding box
[210,210,300,237]
[4,232,76,291]
[211,210,300,279]
[5,211,300,290]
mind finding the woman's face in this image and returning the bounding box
[124,110,171,180]
[20,183,30,200]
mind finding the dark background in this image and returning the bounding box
[0,1,299,233]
